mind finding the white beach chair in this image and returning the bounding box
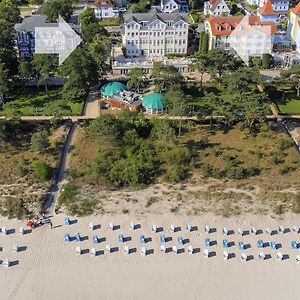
[172,246,178,254]
[106,244,111,253]
[223,228,228,236]
[141,247,146,256]
[2,227,7,235]
[12,244,19,253]
[277,252,283,261]
[91,248,96,256]
[223,251,228,260]
[278,225,284,233]
[124,246,129,254]
[19,227,25,235]
[108,223,114,231]
[296,255,300,263]
[241,253,247,261]
[293,226,299,233]
[89,222,94,231]
[152,225,157,233]
[266,228,272,235]
[186,224,191,232]
[76,246,82,255]
[130,222,135,230]
[188,245,194,254]
[259,252,265,260]
[3,259,10,267]
[205,225,210,233]
[204,249,209,258]
[170,225,175,232]
[237,228,243,236]
[160,245,166,253]
[251,227,257,235]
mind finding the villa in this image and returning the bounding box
[204,0,230,16]
[257,0,278,23]
[247,0,290,15]
[288,2,300,52]
[94,0,119,19]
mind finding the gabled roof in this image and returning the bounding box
[208,0,225,11]
[258,0,277,16]
[95,0,113,7]
[207,16,277,35]
[291,2,300,15]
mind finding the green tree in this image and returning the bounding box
[33,54,57,93]
[191,54,209,89]
[199,32,209,55]
[262,53,273,69]
[280,64,300,97]
[82,23,108,43]
[78,7,97,29]
[42,0,73,22]
[0,0,20,24]
[0,63,9,103]
[127,68,147,93]
[30,131,49,153]
[19,60,33,83]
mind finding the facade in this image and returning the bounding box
[14,15,81,59]
[122,9,189,58]
[288,2,300,52]
[205,16,277,53]
[94,0,119,19]
[247,0,289,14]
[257,0,278,23]
[160,0,189,13]
[204,0,230,16]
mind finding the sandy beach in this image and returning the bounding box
[1,213,300,300]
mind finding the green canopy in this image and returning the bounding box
[142,93,165,110]
[100,82,127,96]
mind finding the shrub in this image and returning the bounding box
[292,194,300,213]
[30,131,49,153]
[31,161,52,181]
[273,204,284,215]
[278,165,296,175]
[277,138,294,151]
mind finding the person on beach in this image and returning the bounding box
[49,221,53,229]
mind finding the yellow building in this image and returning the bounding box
[289,2,300,52]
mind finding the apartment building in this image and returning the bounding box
[122,9,189,57]
[204,0,230,16]
[247,0,289,14]
[94,0,119,19]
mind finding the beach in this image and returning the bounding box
[1,213,300,300]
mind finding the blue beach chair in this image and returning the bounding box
[270,241,277,250]
[64,233,70,243]
[119,234,124,243]
[140,235,145,244]
[291,241,298,249]
[178,236,183,245]
[257,240,264,248]
[223,239,229,248]
[93,235,99,244]
[238,241,245,250]
[205,238,211,247]
[75,232,81,242]
[160,234,165,244]
[64,216,70,226]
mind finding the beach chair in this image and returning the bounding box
[140,235,145,244]
[223,251,229,260]
[91,248,96,256]
[2,227,7,235]
[178,236,183,245]
[170,225,175,232]
[152,225,157,232]
[277,252,283,261]
[205,238,211,247]
[106,244,111,253]
[89,222,94,231]
[205,225,210,234]
[92,235,99,244]
[293,226,300,233]
[257,240,264,248]
[251,227,257,235]
[296,255,300,263]
[241,253,247,261]
[291,241,298,249]
[186,224,191,232]
[76,246,82,255]
[204,249,209,258]
[223,228,228,236]
[270,241,277,250]
[118,234,124,243]
[141,247,146,256]
[64,233,71,243]
[108,223,114,231]
[172,246,178,254]
[161,245,166,253]
[266,228,272,235]
[64,217,70,226]
[75,232,81,242]
[259,252,265,260]
[223,239,229,248]
[19,227,25,235]
[278,225,284,233]
[3,259,10,267]
[160,234,166,244]
[237,228,243,236]
[124,246,129,254]
[12,244,19,253]
[188,245,194,254]
[238,241,245,250]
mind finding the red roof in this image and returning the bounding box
[291,2,300,15]
[207,16,277,36]
[258,0,277,16]
[95,0,113,7]
[209,0,222,11]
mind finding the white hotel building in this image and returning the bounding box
[122,9,189,57]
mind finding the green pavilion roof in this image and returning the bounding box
[142,93,165,110]
[100,82,127,96]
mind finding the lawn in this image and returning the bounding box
[0,87,84,117]
[277,99,300,115]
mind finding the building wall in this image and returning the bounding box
[123,19,188,57]
[289,12,300,45]
[161,0,189,13]
[204,0,230,16]
[95,6,119,19]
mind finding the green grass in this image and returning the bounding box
[277,99,300,115]
[98,18,121,26]
[1,87,84,116]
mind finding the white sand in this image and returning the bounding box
[1,213,300,300]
